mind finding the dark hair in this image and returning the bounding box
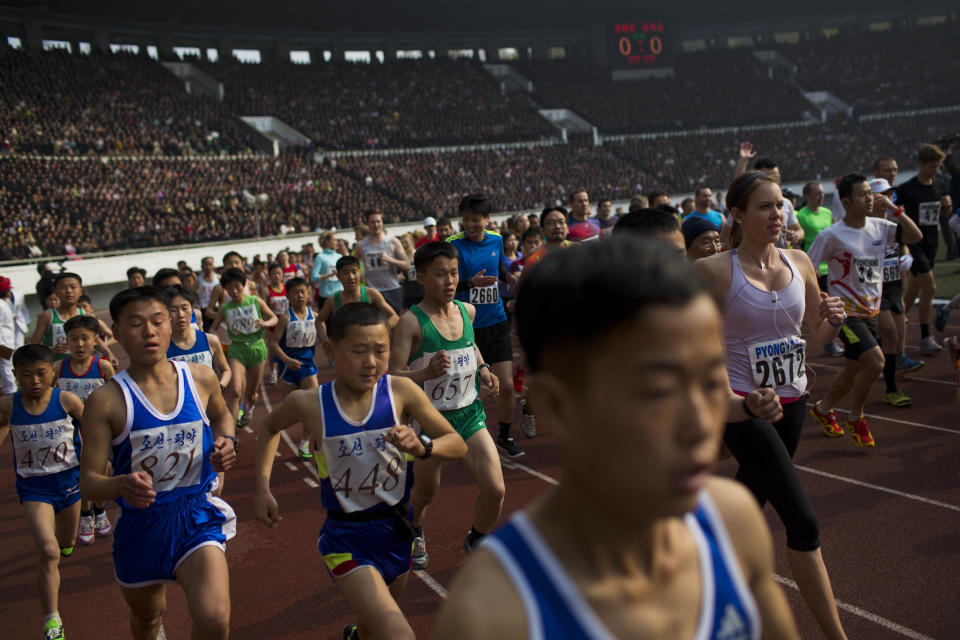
[327,302,391,343]
[285,277,309,292]
[268,262,283,273]
[802,181,821,197]
[567,188,588,203]
[613,208,680,236]
[64,314,100,336]
[54,272,82,287]
[109,286,171,322]
[917,143,946,164]
[153,268,182,287]
[753,158,778,171]
[694,186,711,198]
[837,173,868,200]
[78,294,92,306]
[223,251,242,263]
[725,171,780,248]
[364,208,383,221]
[414,241,458,272]
[437,216,452,228]
[459,193,492,216]
[219,267,247,288]
[12,344,55,368]
[521,227,542,244]
[165,285,197,307]
[540,206,567,228]
[516,235,705,372]
[871,156,897,171]
[336,255,360,271]
[597,197,612,206]
[126,266,146,278]
[646,188,668,203]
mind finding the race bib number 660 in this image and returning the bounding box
[747,336,805,388]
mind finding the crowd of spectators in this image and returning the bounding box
[514,51,809,134]
[204,58,556,149]
[0,46,255,156]
[860,111,960,163]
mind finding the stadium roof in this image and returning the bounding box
[1,0,954,32]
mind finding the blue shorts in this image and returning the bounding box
[277,358,319,386]
[16,467,81,513]
[112,492,236,588]
[318,513,413,586]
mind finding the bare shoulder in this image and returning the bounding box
[388,373,419,398]
[694,251,732,277]
[395,308,420,334]
[186,362,218,390]
[59,390,84,415]
[785,249,815,273]
[0,393,13,415]
[462,301,477,321]
[434,548,527,640]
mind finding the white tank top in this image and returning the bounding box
[360,236,401,292]
[197,273,218,309]
[724,249,807,398]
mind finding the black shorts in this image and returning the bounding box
[379,287,404,314]
[839,316,880,360]
[880,279,904,314]
[474,320,513,365]
[908,241,936,275]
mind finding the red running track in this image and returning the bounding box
[1,313,959,639]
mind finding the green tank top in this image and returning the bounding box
[407,301,479,412]
[222,295,264,345]
[43,307,85,361]
[333,285,370,309]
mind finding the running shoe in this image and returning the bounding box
[239,405,253,427]
[518,399,536,439]
[821,341,845,358]
[411,535,428,570]
[59,546,74,558]
[235,407,245,427]
[935,304,951,333]
[267,369,278,385]
[297,440,313,460]
[896,354,925,375]
[810,403,844,437]
[496,434,525,458]
[43,618,65,640]
[847,416,876,447]
[77,515,95,545]
[883,390,912,407]
[341,624,359,640]
[920,335,943,355]
[94,511,112,537]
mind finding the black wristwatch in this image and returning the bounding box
[224,434,239,454]
[417,433,433,459]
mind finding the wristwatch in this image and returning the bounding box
[224,435,239,454]
[417,433,433,460]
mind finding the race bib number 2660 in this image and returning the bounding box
[470,284,499,305]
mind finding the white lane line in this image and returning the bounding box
[804,402,960,435]
[414,570,449,599]
[284,461,298,472]
[242,425,254,434]
[505,458,945,638]
[811,362,953,387]
[773,575,936,640]
[795,465,960,513]
[261,381,319,478]
[303,477,319,488]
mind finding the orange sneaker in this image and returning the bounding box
[847,416,875,447]
[810,402,844,437]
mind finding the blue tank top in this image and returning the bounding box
[448,231,508,329]
[167,330,214,369]
[111,361,216,508]
[57,356,105,401]
[191,308,203,332]
[485,493,760,640]
[279,307,317,363]
[10,388,82,492]
[316,375,413,515]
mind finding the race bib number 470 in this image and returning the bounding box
[747,337,805,388]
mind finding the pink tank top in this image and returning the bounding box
[724,249,807,398]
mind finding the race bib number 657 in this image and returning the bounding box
[747,337,805,388]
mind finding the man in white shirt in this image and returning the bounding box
[0,276,17,394]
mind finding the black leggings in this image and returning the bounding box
[723,396,820,552]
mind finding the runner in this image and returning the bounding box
[267,277,319,460]
[613,207,687,256]
[165,286,231,387]
[80,286,237,639]
[808,173,922,446]
[435,235,799,640]
[30,272,117,366]
[197,257,218,332]
[681,215,722,261]
[0,344,85,640]
[696,170,849,640]
[254,302,467,640]
[565,189,600,241]
[261,264,289,385]
[522,206,571,270]
[204,251,259,326]
[276,249,303,284]
[311,231,344,311]
[390,241,503,570]
[448,194,524,455]
[316,256,399,344]
[126,267,146,289]
[355,209,410,314]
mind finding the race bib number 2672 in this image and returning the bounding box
[747,337,805,388]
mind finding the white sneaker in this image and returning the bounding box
[921,335,943,355]
[78,515,95,545]
[94,511,113,537]
[297,440,313,460]
[268,369,278,385]
[518,399,536,439]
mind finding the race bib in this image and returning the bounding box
[226,304,259,335]
[422,346,478,411]
[747,336,805,388]
[58,377,104,402]
[13,418,78,477]
[324,430,407,512]
[130,422,204,494]
[51,323,67,348]
[469,284,499,305]
[169,350,214,369]
[882,257,901,283]
[918,201,939,226]
[853,256,881,285]
[286,318,317,349]
[269,296,289,315]
[366,252,384,269]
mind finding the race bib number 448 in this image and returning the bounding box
[747,337,806,388]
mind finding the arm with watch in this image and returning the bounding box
[389,376,468,462]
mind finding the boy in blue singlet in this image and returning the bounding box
[435,236,800,640]
[79,286,238,639]
[0,344,85,640]
[267,277,319,460]
[390,242,502,570]
[254,302,468,640]
[57,314,117,546]
[166,286,231,388]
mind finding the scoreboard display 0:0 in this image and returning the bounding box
[612,21,667,68]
